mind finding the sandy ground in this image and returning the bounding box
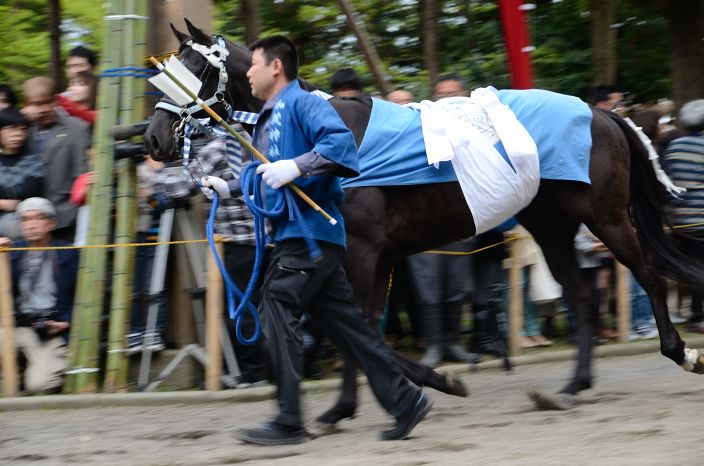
[2,352,704,466]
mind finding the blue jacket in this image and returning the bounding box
[254,80,359,248]
[11,239,79,326]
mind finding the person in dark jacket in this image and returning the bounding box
[0,197,78,394]
[0,107,44,239]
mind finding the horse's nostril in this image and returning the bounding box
[148,135,160,154]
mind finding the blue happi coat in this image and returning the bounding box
[254,80,359,248]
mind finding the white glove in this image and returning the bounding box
[200,176,231,200]
[256,159,301,189]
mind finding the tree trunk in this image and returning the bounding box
[590,0,617,86]
[49,0,62,88]
[336,0,392,96]
[669,0,704,107]
[422,0,439,86]
[242,0,260,47]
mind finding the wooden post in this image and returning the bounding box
[205,236,223,391]
[0,250,18,397]
[508,235,524,357]
[615,261,631,343]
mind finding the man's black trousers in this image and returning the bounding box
[260,239,420,428]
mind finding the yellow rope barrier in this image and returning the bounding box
[0,238,214,253]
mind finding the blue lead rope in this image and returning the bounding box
[205,161,322,345]
[206,191,262,346]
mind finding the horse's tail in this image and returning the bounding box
[608,111,704,288]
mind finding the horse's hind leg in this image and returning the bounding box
[587,219,703,372]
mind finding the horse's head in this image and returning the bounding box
[144,19,262,161]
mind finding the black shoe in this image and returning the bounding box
[236,422,307,445]
[380,393,433,441]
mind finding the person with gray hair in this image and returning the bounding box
[662,99,704,333]
[0,197,78,394]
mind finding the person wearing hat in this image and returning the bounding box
[662,99,704,333]
[0,197,78,394]
[0,107,44,239]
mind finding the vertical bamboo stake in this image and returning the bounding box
[66,0,124,393]
[205,236,223,391]
[615,261,631,343]
[0,251,18,397]
[104,0,146,393]
[508,235,524,357]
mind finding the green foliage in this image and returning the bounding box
[214,0,675,103]
[0,0,103,96]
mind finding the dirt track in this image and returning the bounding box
[2,352,704,465]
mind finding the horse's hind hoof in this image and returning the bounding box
[443,371,470,398]
[681,347,704,374]
[315,405,356,426]
[526,388,576,411]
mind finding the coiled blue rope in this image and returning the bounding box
[205,161,323,345]
[206,190,262,346]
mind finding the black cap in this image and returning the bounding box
[0,107,28,128]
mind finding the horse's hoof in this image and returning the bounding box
[526,388,576,411]
[315,406,356,426]
[307,420,340,438]
[443,371,470,398]
[681,347,704,374]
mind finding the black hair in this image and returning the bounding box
[0,84,17,107]
[433,74,466,91]
[248,35,299,81]
[68,45,97,67]
[589,84,622,105]
[0,107,28,128]
[330,68,362,92]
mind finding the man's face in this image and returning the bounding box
[387,90,414,105]
[23,86,56,128]
[247,48,278,101]
[0,92,11,110]
[65,56,92,81]
[0,124,28,154]
[20,210,56,243]
[433,80,466,100]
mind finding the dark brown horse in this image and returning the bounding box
[145,21,704,429]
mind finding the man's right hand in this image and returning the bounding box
[200,176,231,200]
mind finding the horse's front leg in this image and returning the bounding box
[314,353,358,431]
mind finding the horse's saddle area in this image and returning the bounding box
[341,88,593,233]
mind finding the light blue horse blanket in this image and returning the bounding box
[340,89,593,188]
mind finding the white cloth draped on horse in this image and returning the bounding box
[413,87,540,234]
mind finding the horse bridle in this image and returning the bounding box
[154,35,232,153]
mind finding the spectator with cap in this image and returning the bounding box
[330,68,364,98]
[662,99,704,333]
[0,107,44,239]
[0,197,78,394]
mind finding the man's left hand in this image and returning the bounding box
[256,160,301,189]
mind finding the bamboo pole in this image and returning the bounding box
[147,56,338,226]
[205,236,223,391]
[615,261,631,343]
[104,0,146,393]
[0,250,18,397]
[508,235,524,357]
[66,0,124,393]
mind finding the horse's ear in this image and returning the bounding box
[170,23,189,44]
[184,18,213,46]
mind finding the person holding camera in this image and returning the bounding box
[0,197,78,394]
